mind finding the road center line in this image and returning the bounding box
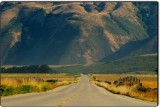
[57,89,83,106]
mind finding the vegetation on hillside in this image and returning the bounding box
[54,54,158,74]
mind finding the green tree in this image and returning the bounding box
[38,65,51,73]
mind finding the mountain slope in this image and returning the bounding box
[54,54,158,74]
[102,2,158,62]
[102,36,158,62]
[0,2,157,65]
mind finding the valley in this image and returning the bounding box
[0,1,158,106]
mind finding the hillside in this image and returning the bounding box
[102,2,158,62]
[102,36,158,62]
[54,54,158,74]
[1,1,157,65]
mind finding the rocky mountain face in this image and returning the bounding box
[0,2,158,65]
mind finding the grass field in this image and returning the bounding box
[1,73,80,96]
[91,74,157,88]
[90,74,158,102]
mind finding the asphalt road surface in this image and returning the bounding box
[1,75,157,106]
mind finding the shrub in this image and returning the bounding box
[17,85,33,94]
[1,86,15,96]
[136,86,151,92]
[0,85,6,96]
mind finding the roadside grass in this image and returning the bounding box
[91,74,157,88]
[1,73,79,96]
[142,81,157,88]
[91,74,157,102]
[94,81,157,102]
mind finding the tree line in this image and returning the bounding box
[0,65,57,73]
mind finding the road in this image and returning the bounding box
[1,75,157,106]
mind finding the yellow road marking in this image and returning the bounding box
[57,89,82,106]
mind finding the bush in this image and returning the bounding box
[137,86,151,92]
[1,86,15,96]
[0,85,6,96]
[17,85,33,94]
[38,65,51,73]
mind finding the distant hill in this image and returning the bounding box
[54,54,158,74]
[89,54,158,74]
[0,2,157,65]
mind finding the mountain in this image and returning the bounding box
[102,2,158,62]
[0,2,158,65]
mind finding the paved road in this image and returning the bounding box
[1,75,157,106]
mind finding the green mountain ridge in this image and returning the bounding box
[54,54,158,74]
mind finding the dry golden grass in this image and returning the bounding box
[141,81,157,89]
[94,81,133,94]
[1,73,79,96]
[91,74,158,102]
[2,73,72,78]
[91,74,157,88]
[1,73,79,84]
[94,81,157,102]
[1,77,72,90]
